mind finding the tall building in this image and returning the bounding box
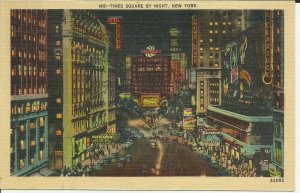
[194,11,246,121]
[206,10,281,174]
[269,10,284,177]
[11,10,49,176]
[47,10,64,171]
[169,28,188,97]
[130,54,171,99]
[48,10,114,169]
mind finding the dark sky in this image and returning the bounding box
[95,10,195,57]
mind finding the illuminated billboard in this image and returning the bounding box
[221,19,274,112]
[183,116,196,130]
[192,15,198,68]
[183,108,195,130]
[140,94,160,108]
[107,16,122,51]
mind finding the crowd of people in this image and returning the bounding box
[198,145,258,177]
[58,143,125,177]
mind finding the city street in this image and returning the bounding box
[91,110,218,176]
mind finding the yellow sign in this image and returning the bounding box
[141,95,160,108]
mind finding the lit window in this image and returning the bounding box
[39,150,43,160]
[200,39,203,43]
[215,30,218,34]
[210,47,213,51]
[19,159,24,168]
[56,68,61,75]
[223,30,226,34]
[215,47,219,51]
[215,22,218,26]
[40,117,44,127]
[55,25,59,33]
[200,46,203,51]
[56,41,61,46]
[56,98,61,103]
[223,22,226,25]
[55,130,62,136]
[209,30,213,34]
[209,22,213,26]
[55,52,61,60]
[209,39,213,43]
[228,22,232,25]
[20,140,24,150]
[56,113,62,119]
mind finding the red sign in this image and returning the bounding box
[108,17,122,51]
[263,11,273,85]
[192,15,198,68]
[107,17,121,24]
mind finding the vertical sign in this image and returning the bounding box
[108,17,122,51]
[192,15,198,68]
[263,11,273,85]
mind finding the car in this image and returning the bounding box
[149,139,157,148]
[102,158,111,165]
[209,160,219,169]
[125,154,132,163]
[117,158,127,167]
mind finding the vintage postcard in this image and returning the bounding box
[0,0,295,191]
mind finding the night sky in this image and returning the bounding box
[95,10,195,58]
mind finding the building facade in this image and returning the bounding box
[207,10,281,174]
[11,10,49,176]
[169,28,188,97]
[194,11,246,120]
[130,55,172,99]
[48,10,114,169]
[269,10,284,177]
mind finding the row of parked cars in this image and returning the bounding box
[95,153,133,170]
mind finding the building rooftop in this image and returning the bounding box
[207,105,273,123]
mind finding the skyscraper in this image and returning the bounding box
[194,11,246,121]
[11,10,49,176]
[48,10,114,169]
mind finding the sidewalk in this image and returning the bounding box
[81,143,126,168]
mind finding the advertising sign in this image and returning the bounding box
[192,15,198,68]
[107,16,122,51]
[183,108,193,116]
[263,10,273,85]
[140,46,161,57]
[140,94,160,108]
[183,116,196,130]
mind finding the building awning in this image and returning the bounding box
[202,135,220,142]
[39,168,55,176]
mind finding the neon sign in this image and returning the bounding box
[263,11,273,85]
[140,46,161,57]
[192,15,198,68]
[225,42,239,84]
[107,16,122,51]
[239,37,247,65]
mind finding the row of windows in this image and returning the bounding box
[11,48,47,61]
[11,65,46,77]
[14,118,44,134]
[12,85,47,96]
[11,10,47,29]
[209,30,227,34]
[16,150,44,169]
[11,101,48,115]
[133,58,168,63]
[209,21,232,26]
